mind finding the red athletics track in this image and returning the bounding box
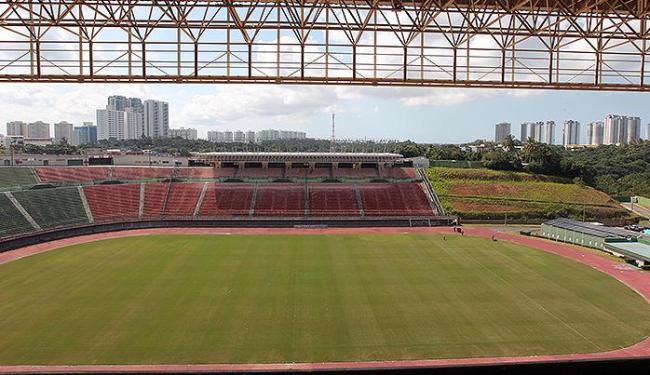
[0,226,649,373]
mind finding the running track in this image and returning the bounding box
[0,226,649,373]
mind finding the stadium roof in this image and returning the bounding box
[544,218,639,240]
[605,242,650,263]
[192,152,404,162]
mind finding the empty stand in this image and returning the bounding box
[175,168,217,179]
[164,183,204,216]
[381,167,417,179]
[335,168,379,179]
[83,184,141,221]
[360,183,433,216]
[198,183,253,216]
[309,184,360,216]
[143,183,170,217]
[34,167,110,183]
[0,194,34,237]
[239,167,284,179]
[254,184,304,216]
[0,167,37,188]
[13,187,89,228]
[112,167,173,180]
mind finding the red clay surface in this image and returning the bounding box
[1,226,649,373]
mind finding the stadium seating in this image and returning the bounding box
[34,167,110,183]
[164,183,204,216]
[360,183,433,216]
[254,184,305,216]
[83,184,141,221]
[381,167,418,179]
[0,167,37,188]
[239,167,283,179]
[143,183,170,217]
[111,167,173,180]
[13,187,89,228]
[0,194,34,236]
[175,168,216,179]
[198,183,253,216]
[309,184,360,216]
[335,168,378,179]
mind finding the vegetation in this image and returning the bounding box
[427,167,630,221]
[1,234,649,364]
[425,139,650,198]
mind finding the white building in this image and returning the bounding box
[543,121,555,145]
[97,108,142,140]
[586,121,604,146]
[6,121,27,136]
[604,115,622,145]
[234,131,246,143]
[563,120,580,146]
[144,100,169,138]
[169,127,198,140]
[27,121,50,139]
[647,123,650,141]
[245,131,256,143]
[622,116,641,144]
[54,121,74,143]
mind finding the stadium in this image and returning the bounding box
[1,0,650,373]
[0,153,649,374]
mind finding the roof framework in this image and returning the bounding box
[1,0,650,90]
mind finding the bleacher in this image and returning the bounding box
[198,183,253,216]
[164,183,203,216]
[13,187,89,228]
[335,168,379,179]
[309,184,360,216]
[360,183,433,216]
[143,183,170,217]
[0,167,37,188]
[112,167,173,181]
[0,194,34,237]
[84,184,141,221]
[381,167,418,180]
[239,168,284,179]
[34,167,110,183]
[254,184,305,216]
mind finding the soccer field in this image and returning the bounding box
[0,233,649,365]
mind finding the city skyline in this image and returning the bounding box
[1,85,650,144]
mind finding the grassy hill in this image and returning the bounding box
[426,168,630,221]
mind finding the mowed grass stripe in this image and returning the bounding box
[0,234,649,365]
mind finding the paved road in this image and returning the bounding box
[621,202,650,219]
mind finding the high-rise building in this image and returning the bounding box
[543,121,555,144]
[54,121,74,143]
[27,121,51,139]
[144,100,169,138]
[494,122,511,143]
[604,115,622,145]
[563,120,580,146]
[647,123,650,141]
[234,131,246,143]
[246,131,256,143]
[169,127,198,140]
[520,123,528,142]
[622,116,641,144]
[223,131,234,142]
[73,122,97,145]
[586,121,604,146]
[6,121,27,136]
[97,109,142,140]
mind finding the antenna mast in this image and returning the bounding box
[330,113,336,153]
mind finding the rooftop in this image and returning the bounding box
[544,218,639,240]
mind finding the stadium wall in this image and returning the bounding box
[0,216,456,253]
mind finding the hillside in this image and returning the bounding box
[426,168,630,222]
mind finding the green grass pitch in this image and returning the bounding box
[0,234,649,365]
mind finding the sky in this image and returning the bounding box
[1,83,649,144]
